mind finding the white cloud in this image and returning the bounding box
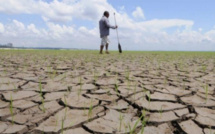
[0,0,114,22]
[2,20,26,37]
[139,19,193,30]
[119,6,125,11]
[205,29,215,40]
[0,19,98,48]
[13,20,25,30]
[27,24,40,34]
[0,0,32,14]
[0,23,4,33]
[132,7,145,19]
[0,0,214,51]
[0,0,73,22]
[46,22,74,39]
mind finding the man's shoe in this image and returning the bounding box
[106,51,110,54]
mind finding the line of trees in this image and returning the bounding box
[0,43,13,48]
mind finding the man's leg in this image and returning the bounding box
[105,43,109,54]
[100,45,104,54]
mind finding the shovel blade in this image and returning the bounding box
[118,43,122,53]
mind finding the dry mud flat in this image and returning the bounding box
[0,50,215,134]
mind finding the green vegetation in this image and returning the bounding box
[147,91,151,105]
[93,70,98,82]
[77,76,83,99]
[88,99,93,120]
[10,94,14,125]
[140,109,149,134]
[119,113,124,131]
[128,119,140,134]
[204,84,209,103]
[12,83,18,92]
[61,117,65,134]
[64,95,68,116]
[128,109,149,134]
[115,83,119,95]
[39,80,46,113]
[55,114,59,131]
[52,69,57,79]
[126,69,130,80]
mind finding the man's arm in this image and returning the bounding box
[104,18,116,29]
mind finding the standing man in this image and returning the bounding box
[99,11,118,54]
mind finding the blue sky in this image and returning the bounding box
[109,0,215,31]
[0,0,214,51]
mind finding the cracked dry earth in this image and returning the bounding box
[0,50,215,134]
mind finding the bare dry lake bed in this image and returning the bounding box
[0,50,214,134]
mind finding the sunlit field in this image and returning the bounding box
[0,50,215,134]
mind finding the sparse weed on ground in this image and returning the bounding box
[63,95,68,117]
[77,76,83,99]
[39,80,46,113]
[61,117,65,134]
[10,93,14,125]
[88,99,93,121]
[119,113,124,131]
[12,83,18,92]
[55,114,59,131]
[204,84,209,103]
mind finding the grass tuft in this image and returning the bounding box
[10,93,14,125]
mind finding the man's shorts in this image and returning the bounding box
[101,36,110,46]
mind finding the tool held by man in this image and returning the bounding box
[114,12,122,53]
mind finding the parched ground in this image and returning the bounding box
[0,50,215,134]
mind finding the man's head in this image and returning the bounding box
[104,11,109,18]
